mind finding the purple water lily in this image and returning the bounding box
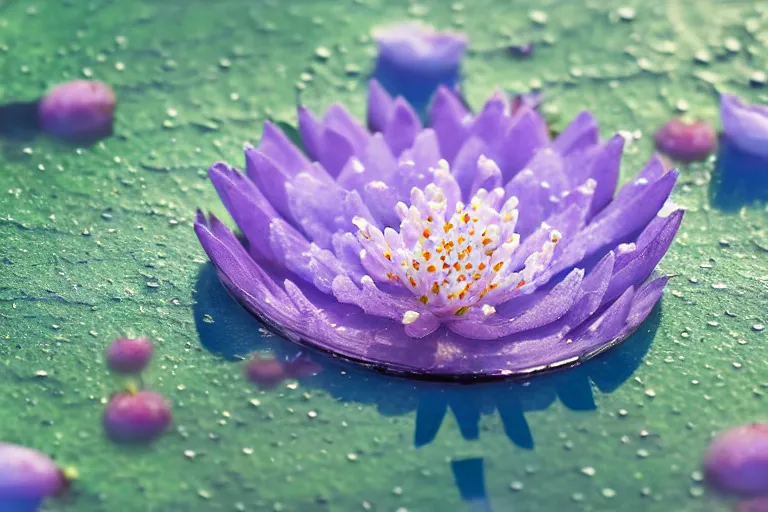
[721,93,768,159]
[194,80,682,380]
[372,22,467,111]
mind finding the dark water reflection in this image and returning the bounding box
[710,136,768,211]
[194,263,660,509]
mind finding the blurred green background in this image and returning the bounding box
[0,0,766,510]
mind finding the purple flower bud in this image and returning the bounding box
[721,93,768,159]
[372,22,467,112]
[105,337,153,375]
[654,118,716,162]
[103,391,172,444]
[704,423,768,496]
[244,356,286,389]
[38,80,116,143]
[0,443,65,509]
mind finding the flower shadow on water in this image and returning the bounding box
[194,262,660,508]
[710,136,768,212]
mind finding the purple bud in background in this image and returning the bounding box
[372,22,467,112]
[38,80,116,143]
[507,42,534,58]
[721,93,768,159]
[0,443,65,511]
[704,423,768,497]
[244,356,287,389]
[654,118,716,163]
[105,337,154,375]
[103,390,172,444]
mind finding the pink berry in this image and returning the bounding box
[283,357,322,379]
[0,443,64,503]
[654,118,716,163]
[244,357,286,389]
[105,337,153,374]
[704,423,768,496]
[736,497,768,512]
[103,391,172,444]
[38,80,116,142]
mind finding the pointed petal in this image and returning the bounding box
[297,106,323,160]
[587,134,623,216]
[208,162,278,262]
[451,136,489,200]
[603,210,683,304]
[319,127,357,178]
[384,97,422,156]
[323,103,369,154]
[269,219,346,294]
[469,155,503,198]
[257,121,311,176]
[493,107,550,183]
[332,275,440,338]
[552,111,600,156]
[446,269,584,340]
[367,79,394,133]
[470,90,510,147]
[429,85,470,163]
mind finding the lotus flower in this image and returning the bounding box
[194,80,682,380]
[372,22,467,112]
[721,93,768,159]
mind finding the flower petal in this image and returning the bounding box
[367,79,395,133]
[269,218,347,294]
[446,268,584,340]
[297,105,323,160]
[552,111,599,156]
[255,120,311,176]
[504,148,568,238]
[451,136,489,200]
[429,85,470,163]
[384,97,422,156]
[603,209,683,304]
[493,106,550,184]
[207,162,278,263]
[547,169,679,278]
[470,89,510,147]
[332,275,440,338]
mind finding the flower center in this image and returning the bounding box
[353,158,563,322]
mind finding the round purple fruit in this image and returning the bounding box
[105,337,153,375]
[103,390,172,444]
[0,443,65,509]
[38,80,116,142]
[704,423,768,497]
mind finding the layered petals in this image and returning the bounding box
[195,85,680,380]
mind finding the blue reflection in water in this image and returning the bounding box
[710,135,768,211]
[195,263,660,510]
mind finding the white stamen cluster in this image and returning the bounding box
[353,158,562,324]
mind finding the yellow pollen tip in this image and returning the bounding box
[419,295,429,304]
[455,306,469,316]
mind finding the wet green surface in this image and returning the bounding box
[1,0,767,510]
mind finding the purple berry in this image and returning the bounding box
[704,423,768,496]
[736,497,768,512]
[105,337,153,375]
[283,356,322,379]
[103,391,172,444]
[508,42,534,58]
[244,357,287,389]
[0,443,64,505]
[38,80,116,142]
[654,118,716,163]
